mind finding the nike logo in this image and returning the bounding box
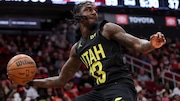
[114,97,122,101]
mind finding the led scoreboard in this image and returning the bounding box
[104,0,180,10]
[0,0,179,10]
[120,0,180,10]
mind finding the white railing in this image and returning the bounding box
[161,70,180,87]
[124,54,154,81]
[124,54,180,88]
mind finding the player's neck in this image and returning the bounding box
[80,27,90,38]
[80,23,97,38]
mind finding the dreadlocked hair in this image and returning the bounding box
[66,1,93,24]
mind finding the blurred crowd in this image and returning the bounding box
[0,20,180,101]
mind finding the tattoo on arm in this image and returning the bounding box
[33,76,61,88]
[33,57,81,88]
[117,34,155,53]
[32,43,81,88]
[33,67,78,88]
[138,39,155,53]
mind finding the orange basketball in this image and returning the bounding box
[7,54,37,85]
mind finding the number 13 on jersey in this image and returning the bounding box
[90,61,106,85]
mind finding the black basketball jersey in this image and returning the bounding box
[76,20,134,89]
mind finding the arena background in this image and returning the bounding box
[0,0,180,100]
[0,0,180,38]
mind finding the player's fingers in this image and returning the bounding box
[9,80,15,84]
[158,33,166,43]
[162,37,166,44]
[7,73,10,79]
[150,34,157,39]
[156,32,163,38]
[156,32,162,35]
[154,32,165,41]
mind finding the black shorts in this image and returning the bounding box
[73,82,137,101]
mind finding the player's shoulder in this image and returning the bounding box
[99,20,108,27]
[69,42,79,57]
[99,20,120,30]
[99,20,125,39]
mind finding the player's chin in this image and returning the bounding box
[89,20,98,26]
[89,18,98,23]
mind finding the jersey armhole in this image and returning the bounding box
[97,20,108,36]
[75,41,81,57]
[99,20,108,30]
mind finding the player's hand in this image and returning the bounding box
[7,73,27,86]
[150,32,166,48]
[7,73,13,83]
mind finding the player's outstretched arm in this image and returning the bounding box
[29,43,82,88]
[102,23,166,53]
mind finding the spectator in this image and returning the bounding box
[174,37,180,49]
[133,79,142,93]
[0,74,12,98]
[172,81,180,96]
[43,56,53,68]
[161,55,171,70]
[54,54,66,69]
[155,95,161,101]
[156,82,172,97]
[147,54,158,67]
[36,88,48,101]
[137,68,150,84]
[52,88,64,101]
[0,86,5,101]
[47,88,53,97]
[78,71,94,94]
[63,80,80,100]
[137,90,147,101]
[23,85,39,100]
[171,94,180,101]
[6,83,18,100]
[171,58,180,73]
[15,87,26,101]
[13,93,22,101]
[47,65,59,77]
[34,66,48,79]
[161,91,170,101]
[66,24,77,45]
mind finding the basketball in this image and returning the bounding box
[7,54,37,85]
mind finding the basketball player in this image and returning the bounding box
[25,1,166,101]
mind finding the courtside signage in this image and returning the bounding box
[128,16,155,24]
[165,16,177,27]
[115,14,180,27]
[116,14,156,25]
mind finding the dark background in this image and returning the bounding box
[0,1,180,38]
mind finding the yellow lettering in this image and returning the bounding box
[79,44,107,85]
[82,51,90,67]
[80,44,106,69]
[89,49,97,66]
[90,61,106,84]
[90,33,96,39]
[114,97,122,101]
[94,44,106,60]
[80,57,89,68]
